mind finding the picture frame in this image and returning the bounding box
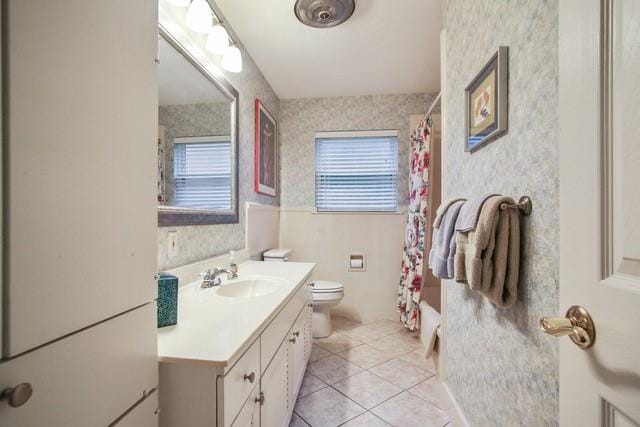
[254,98,278,196]
[465,46,508,152]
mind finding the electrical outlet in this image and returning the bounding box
[168,231,178,257]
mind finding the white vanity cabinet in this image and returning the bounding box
[159,276,314,427]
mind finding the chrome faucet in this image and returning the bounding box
[200,266,239,289]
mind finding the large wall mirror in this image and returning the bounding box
[157,28,239,226]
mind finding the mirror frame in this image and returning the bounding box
[157,26,240,227]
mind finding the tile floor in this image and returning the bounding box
[291,316,462,427]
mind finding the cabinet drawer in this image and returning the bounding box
[219,338,260,426]
[0,304,157,427]
[261,281,311,372]
[112,389,159,427]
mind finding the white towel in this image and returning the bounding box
[419,301,441,358]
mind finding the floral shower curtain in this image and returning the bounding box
[397,116,431,330]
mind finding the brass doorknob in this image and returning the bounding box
[540,305,595,349]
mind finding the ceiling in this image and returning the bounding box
[158,37,229,106]
[215,0,442,99]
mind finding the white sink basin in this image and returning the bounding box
[216,276,286,298]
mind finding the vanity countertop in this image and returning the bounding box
[157,260,315,367]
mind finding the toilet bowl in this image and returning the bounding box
[263,249,344,338]
[311,280,344,338]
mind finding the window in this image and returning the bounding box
[315,131,399,212]
[173,136,231,210]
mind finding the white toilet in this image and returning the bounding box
[263,249,344,338]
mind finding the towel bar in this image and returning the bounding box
[499,196,532,216]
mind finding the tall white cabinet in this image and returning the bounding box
[0,0,159,425]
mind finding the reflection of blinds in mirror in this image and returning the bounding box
[173,136,231,210]
[315,131,398,212]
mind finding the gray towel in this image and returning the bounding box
[455,193,498,232]
[429,199,465,279]
[433,197,466,229]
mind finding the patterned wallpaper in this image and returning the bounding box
[159,102,230,204]
[157,29,280,270]
[442,1,559,425]
[279,93,436,208]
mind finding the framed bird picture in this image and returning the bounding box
[465,46,509,152]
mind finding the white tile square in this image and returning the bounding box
[340,411,390,427]
[367,332,422,358]
[298,371,327,397]
[294,387,365,427]
[369,319,406,335]
[408,377,453,410]
[341,323,393,342]
[309,344,332,362]
[371,391,450,427]
[369,358,434,389]
[337,344,395,369]
[397,348,437,373]
[289,412,309,427]
[307,354,363,384]
[333,371,402,409]
[331,315,360,332]
[314,332,362,353]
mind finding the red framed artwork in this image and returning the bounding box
[254,98,277,196]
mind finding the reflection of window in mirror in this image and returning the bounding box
[157,33,237,222]
[173,136,231,210]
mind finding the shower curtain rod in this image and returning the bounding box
[423,92,441,121]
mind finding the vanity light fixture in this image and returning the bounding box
[165,0,190,7]
[206,24,230,55]
[185,0,213,33]
[222,44,242,73]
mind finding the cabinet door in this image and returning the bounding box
[231,385,260,427]
[0,304,157,427]
[4,0,159,356]
[288,309,307,405]
[261,340,289,427]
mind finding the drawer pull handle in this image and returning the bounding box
[244,372,256,383]
[1,383,33,408]
[255,392,265,406]
[293,331,300,337]
[289,337,297,344]
[307,303,313,307]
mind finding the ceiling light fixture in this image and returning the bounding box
[185,0,213,34]
[206,24,230,55]
[294,0,356,28]
[221,45,242,73]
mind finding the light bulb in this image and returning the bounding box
[185,0,212,34]
[165,0,190,7]
[206,24,229,55]
[222,45,242,73]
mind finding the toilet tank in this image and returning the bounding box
[263,248,292,262]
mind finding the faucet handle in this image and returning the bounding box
[199,269,212,278]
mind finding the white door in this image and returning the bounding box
[556,0,640,425]
[4,0,158,356]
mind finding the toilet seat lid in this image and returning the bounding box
[312,280,344,292]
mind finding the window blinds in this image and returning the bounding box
[315,133,398,212]
[173,136,231,210]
